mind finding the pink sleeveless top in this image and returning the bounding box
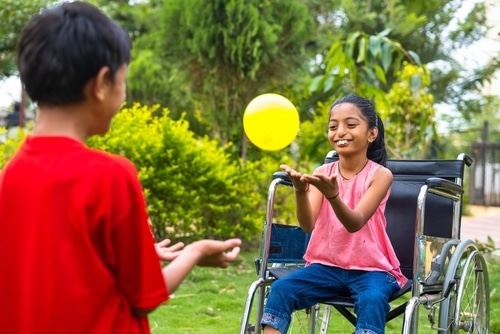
[304,160,408,287]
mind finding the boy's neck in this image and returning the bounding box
[33,105,91,143]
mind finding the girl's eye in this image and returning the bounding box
[347,123,357,128]
[329,125,338,130]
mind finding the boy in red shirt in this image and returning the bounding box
[0,2,241,333]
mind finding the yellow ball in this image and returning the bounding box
[243,93,299,151]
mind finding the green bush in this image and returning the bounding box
[88,103,265,242]
[0,127,27,167]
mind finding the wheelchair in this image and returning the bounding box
[240,152,490,334]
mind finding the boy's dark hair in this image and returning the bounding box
[330,95,388,166]
[16,1,132,106]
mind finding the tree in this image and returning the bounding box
[125,0,197,122]
[0,0,152,78]
[304,0,499,135]
[440,95,500,159]
[0,0,51,77]
[157,0,314,160]
[383,63,436,159]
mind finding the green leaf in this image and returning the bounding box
[325,44,344,72]
[374,65,387,84]
[369,35,382,58]
[363,67,377,82]
[377,28,391,37]
[410,74,422,91]
[326,42,342,60]
[345,32,360,59]
[323,76,334,92]
[356,37,367,63]
[381,43,393,72]
[408,50,422,66]
[346,31,361,45]
[308,76,323,94]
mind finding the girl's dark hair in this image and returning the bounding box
[16,1,132,106]
[330,95,387,166]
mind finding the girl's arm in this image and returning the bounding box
[280,164,324,233]
[306,166,393,232]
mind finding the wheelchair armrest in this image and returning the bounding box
[425,177,464,196]
[272,171,293,187]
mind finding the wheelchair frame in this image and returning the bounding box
[240,152,490,334]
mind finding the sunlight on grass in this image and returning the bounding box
[149,252,500,333]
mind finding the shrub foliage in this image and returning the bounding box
[88,104,263,242]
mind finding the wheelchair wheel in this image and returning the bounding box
[438,241,490,333]
[288,304,331,334]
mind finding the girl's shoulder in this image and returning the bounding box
[368,160,392,176]
[361,160,393,182]
[365,161,393,185]
[365,159,388,171]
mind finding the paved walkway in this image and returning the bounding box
[461,205,500,248]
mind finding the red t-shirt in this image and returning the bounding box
[0,136,169,334]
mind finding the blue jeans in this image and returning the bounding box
[261,263,400,334]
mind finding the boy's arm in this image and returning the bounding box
[161,238,241,293]
[132,238,241,316]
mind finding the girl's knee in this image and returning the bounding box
[358,289,389,304]
[354,289,391,316]
[268,277,298,300]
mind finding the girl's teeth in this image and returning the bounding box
[337,140,347,146]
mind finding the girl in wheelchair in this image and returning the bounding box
[261,95,407,334]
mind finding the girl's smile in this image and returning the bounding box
[335,139,350,146]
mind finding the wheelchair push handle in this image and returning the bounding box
[457,152,473,167]
[272,171,293,187]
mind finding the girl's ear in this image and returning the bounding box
[368,127,378,143]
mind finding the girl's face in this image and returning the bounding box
[327,102,377,154]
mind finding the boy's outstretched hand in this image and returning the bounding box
[189,238,242,268]
[160,238,242,295]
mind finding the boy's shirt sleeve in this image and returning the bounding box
[107,156,169,310]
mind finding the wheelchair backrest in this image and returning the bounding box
[325,152,467,279]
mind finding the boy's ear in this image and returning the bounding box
[91,67,112,102]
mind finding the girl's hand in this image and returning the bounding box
[280,164,309,191]
[302,171,340,199]
[282,164,339,199]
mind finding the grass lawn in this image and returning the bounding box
[149,251,500,334]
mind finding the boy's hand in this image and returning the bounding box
[189,238,242,268]
[155,239,185,262]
